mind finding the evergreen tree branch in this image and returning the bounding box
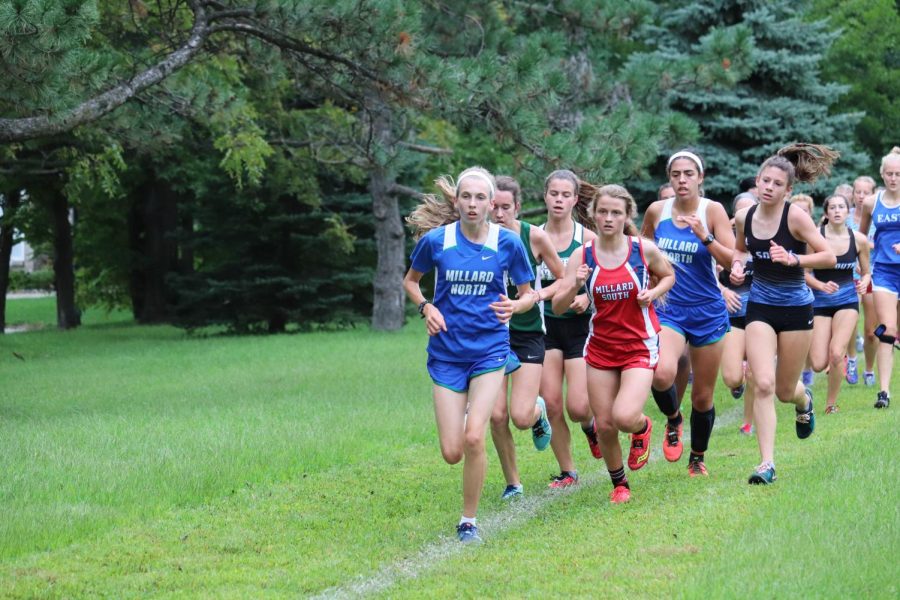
[0,1,211,143]
[397,141,452,155]
[389,183,425,200]
[207,21,393,89]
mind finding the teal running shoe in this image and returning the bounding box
[532,397,552,451]
[748,462,776,485]
[500,484,523,501]
[456,522,482,544]
[796,388,816,439]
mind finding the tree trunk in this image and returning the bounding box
[0,189,21,333]
[368,93,406,331]
[129,179,179,323]
[51,190,80,329]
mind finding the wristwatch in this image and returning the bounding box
[702,233,715,246]
[418,300,431,318]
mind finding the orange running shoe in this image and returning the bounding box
[663,421,684,462]
[627,417,652,471]
[688,456,709,477]
[609,485,631,504]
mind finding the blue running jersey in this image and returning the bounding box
[410,222,534,362]
[871,191,900,267]
[654,198,722,306]
[813,227,859,308]
[745,204,813,306]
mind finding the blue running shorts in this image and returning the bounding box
[656,301,730,347]
[427,352,521,392]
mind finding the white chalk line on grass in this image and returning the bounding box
[310,471,599,600]
[313,403,745,599]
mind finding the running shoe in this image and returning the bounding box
[875,391,891,409]
[687,455,708,477]
[548,471,579,489]
[730,383,745,399]
[531,397,552,451]
[738,423,753,436]
[627,417,652,471]
[845,358,859,385]
[609,485,631,504]
[663,421,683,462]
[824,405,838,415]
[796,388,816,439]
[456,522,482,544]
[748,462,776,485]
[856,334,864,353]
[584,419,602,460]
[864,371,876,386]
[501,484,523,501]
[801,369,814,387]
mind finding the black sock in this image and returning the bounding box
[690,406,716,454]
[635,417,648,435]
[667,412,683,428]
[652,385,679,417]
[689,451,704,463]
[608,466,629,488]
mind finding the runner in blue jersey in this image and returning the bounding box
[851,176,878,386]
[806,194,871,413]
[731,143,838,485]
[404,167,536,543]
[858,147,900,409]
[719,192,758,435]
[489,175,564,501]
[640,150,736,477]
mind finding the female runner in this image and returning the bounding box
[404,167,536,542]
[553,184,674,503]
[731,143,838,485]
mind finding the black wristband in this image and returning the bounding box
[418,300,431,318]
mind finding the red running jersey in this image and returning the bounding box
[584,236,661,352]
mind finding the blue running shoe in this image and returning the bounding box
[864,371,876,386]
[875,391,891,409]
[501,484,523,501]
[532,397,552,451]
[801,369,814,387]
[456,522,482,544]
[731,383,745,399]
[796,388,816,439]
[845,357,858,385]
[748,462,776,485]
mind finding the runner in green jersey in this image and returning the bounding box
[538,170,602,489]
[489,176,565,500]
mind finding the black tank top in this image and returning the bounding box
[813,226,857,286]
[745,204,806,289]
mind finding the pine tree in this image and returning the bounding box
[648,0,869,201]
[809,0,900,174]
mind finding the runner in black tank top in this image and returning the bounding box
[731,144,837,486]
[805,195,871,413]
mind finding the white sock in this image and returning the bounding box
[459,516,476,526]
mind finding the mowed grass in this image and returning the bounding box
[0,296,897,598]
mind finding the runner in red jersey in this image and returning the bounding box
[554,184,674,503]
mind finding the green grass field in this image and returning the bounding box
[1,297,897,598]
